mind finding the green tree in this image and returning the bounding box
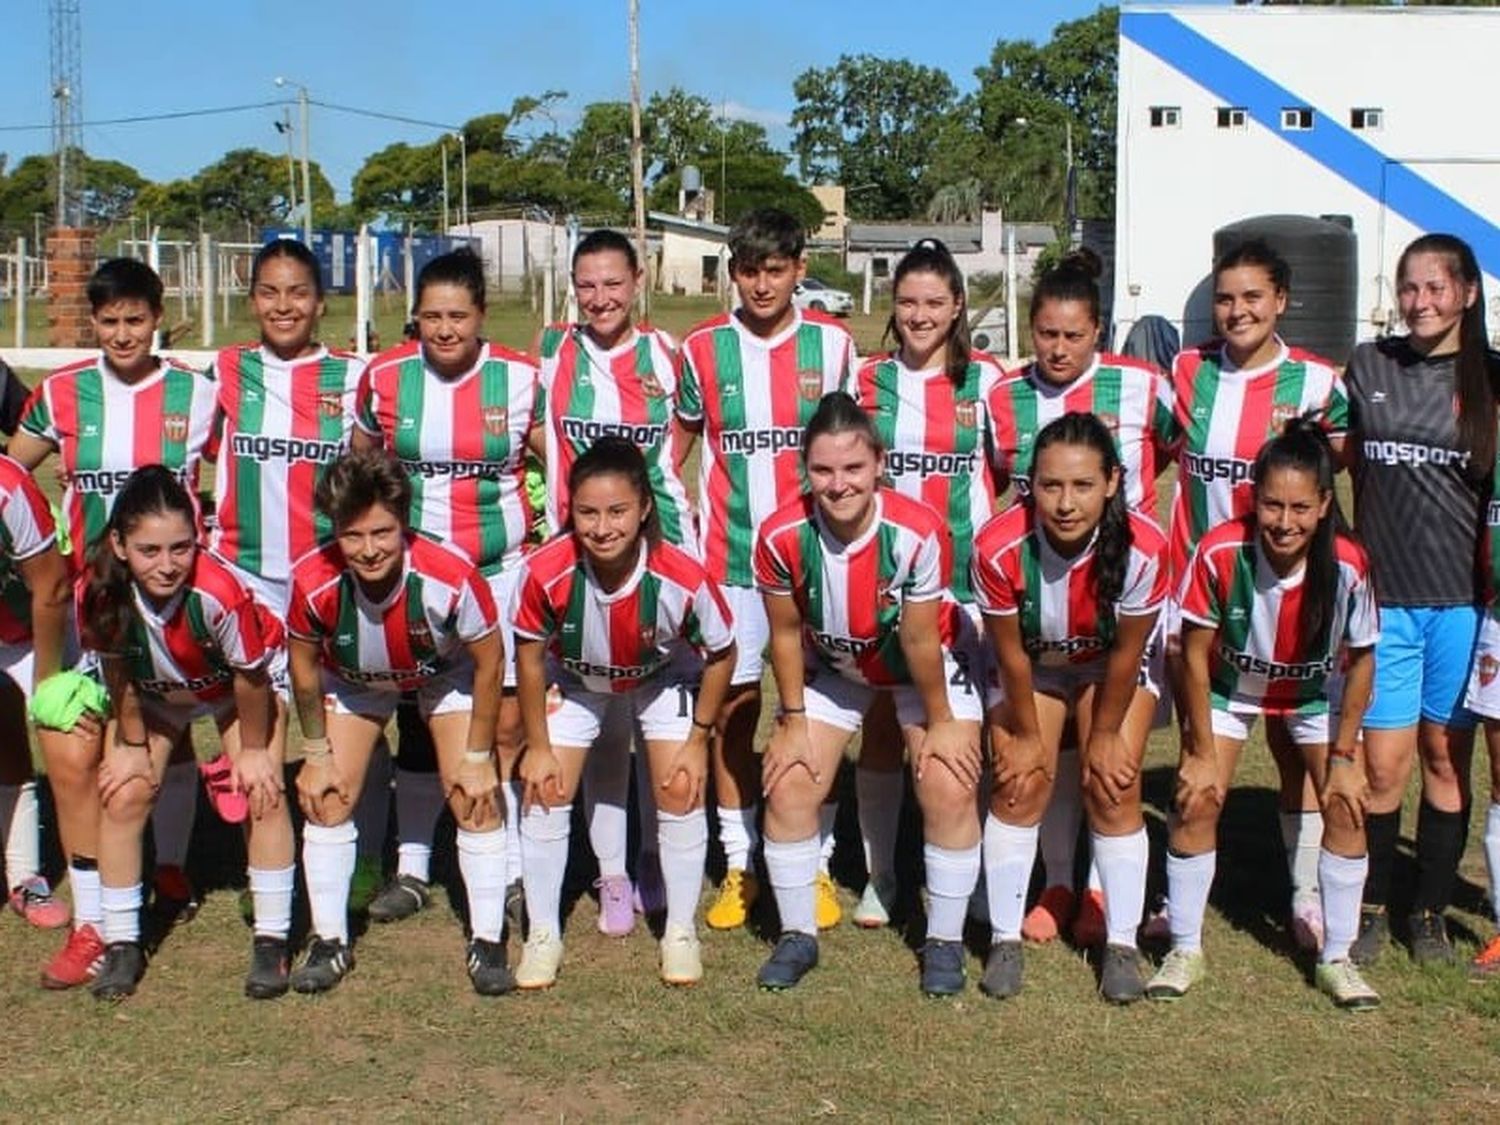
[650,151,824,231]
[564,101,636,206]
[352,140,445,228]
[0,151,146,229]
[197,148,335,233]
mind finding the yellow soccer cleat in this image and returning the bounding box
[705,867,759,930]
[815,872,843,930]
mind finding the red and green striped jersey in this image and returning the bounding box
[209,344,364,582]
[972,503,1169,669]
[108,550,280,706]
[849,350,1004,604]
[754,489,953,688]
[1165,339,1348,583]
[354,340,539,574]
[535,323,693,546]
[287,532,497,692]
[1180,517,1378,714]
[988,353,1174,518]
[513,532,734,695]
[0,454,58,644]
[678,309,854,587]
[19,355,217,568]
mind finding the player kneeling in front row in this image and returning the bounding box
[82,467,294,1000]
[288,450,511,996]
[973,412,1167,1004]
[1147,421,1379,1010]
[512,437,735,988]
[755,393,983,995]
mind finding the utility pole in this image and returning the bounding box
[629,0,648,315]
[276,78,314,245]
[275,109,298,227]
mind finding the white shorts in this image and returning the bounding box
[491,565,522,690]
[547,676,698,747]
[803,648,983,735]
[722,585,769,687]
[1464,613,1500,721]
[326,663,475,721]
[1210,705,1333,746]
[985,638,1164,712]
[139,649,290,730]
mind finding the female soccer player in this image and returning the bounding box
[988,250,1173,947]
[287,449,510,996]
[1466,418,1500,977]
[1148,422,1379,1009]
[533,229,695,934]
[11,258,217,986]
[848,238,1003,927]
[79,467,292,1000]
[1347,233,1494,966]
[1163,239,1349,952]
[973,412,1168,1004]
[753,393,981,995]
[354,249,539,923]
[512,437,735,987]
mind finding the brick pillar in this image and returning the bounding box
[47,227,98,348]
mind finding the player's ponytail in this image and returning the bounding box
[884,238,973,386]
[81,466,197,654]
[1252,416,1344,654]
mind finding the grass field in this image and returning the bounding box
[3,315,1500,1121]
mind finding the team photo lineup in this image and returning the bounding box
[4,202,1499,1017]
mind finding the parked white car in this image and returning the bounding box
[793,278,854,317]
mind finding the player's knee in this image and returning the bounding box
[103,779,154,825]
[915,769,972,824]
[656,769,697,816]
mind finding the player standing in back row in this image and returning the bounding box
[676,209,854,930]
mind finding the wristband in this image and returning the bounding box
[463,748,492,765]
[1328,745,1357,767]
[302,737,332,761]
[778,706,806,719]
[119,737,148,750]
[690,717,714,732]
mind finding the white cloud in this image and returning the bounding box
[719,100,791,129]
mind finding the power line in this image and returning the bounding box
[310,100,460,134]
[0,100,289,133]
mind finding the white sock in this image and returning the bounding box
[354,744,391,861]
[1485,804,1500,923]
[1318,849,1368,964]
[248,864,295,939]
[1165,850,1216,953]
[925,841,980,942]
[100,882,142,944]
[520,803,572,939]
[983,815,1039,942]
[763,833,820,936]
[302,820,357,944]
[856,767,904,884]
[456,827,507,943]
[1281,809,1324,904]
[3,781,40,885]
[818,801,837,875]
[151,760,197,868]
[657,808,708,932]
[502,779,523,885]
[394,768,446,881]
[1039,748,1082,889]
[717,804,758,872]
[1091,827,1148,948]
[70,860,102,928]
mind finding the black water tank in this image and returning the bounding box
[1213,214,1357,365]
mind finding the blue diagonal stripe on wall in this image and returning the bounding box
[1122,11,1500,278]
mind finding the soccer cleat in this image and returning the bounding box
[9,875,70,929]
[1407,910,1456,967]
[152,864,200,926]
[199,752,249,824]
[467,937,516,996]
[90,941,146,1000]
[1071,889,1106,948]
[919,939,966,997]
[1099,943,1146,1004]
[1141,900,1172,943]
[633,854,666,917]
[705,867,758,930]
[367,874,432,924]
[1315,959,1381,1011]
[853,874,898,929]
[1145,948,1206,1001]
[595,874,635,938]
[1291,895,1325,953]
[40,923,106,989]
[659,924,704,986]
[1349,906,1389,967]
[814,872,843,930]
[1470,934,1500,979]
[244,936,290,1000]
[515,930,565,990]
[978,940,1024,1000]
[348,858,383,916]
[1022,885,1076,944]
[290,937,354,994]
[756,932,819,991]
[504,880,526,938]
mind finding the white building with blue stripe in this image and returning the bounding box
[1114,4,1500,347]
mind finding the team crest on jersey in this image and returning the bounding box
[482,405,509,436]
[639,372,665,399]
[798,370,823,402]
[409,618,434,651]
[955,400,977,430]
[318,391,343,418]
[1269,402,1300,433]
[1481,655,1500,687]
[876,578,898,612]
[162,414,189,443]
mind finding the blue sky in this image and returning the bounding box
[0,1,1222,199]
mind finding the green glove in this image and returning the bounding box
[28,670,110,731]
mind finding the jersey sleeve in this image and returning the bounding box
[453,572,499,644]
[285,576,325,641]
[1119,538,1169,617]
[970,544,1018,617]
[0,472,58,561]
[684,576,735,655]
[352,368,382,438]
[676,345,704,424]
[511,564,554,643]
[1323,371,1350,437]
[753,524,793,596]
[902,524,945,604]
[1152,371,1182,456]
[1341,560,1380,650]
[212,592,272,672]
[1178,542,1223,629]
[17,382,58,446]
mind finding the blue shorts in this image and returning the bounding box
[1364,604,1481,730]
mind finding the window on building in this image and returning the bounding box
[1280,107,1314,131]
[872,257,890,279]
[1216,106,1247,129]
[1149,105,1181,128]
[1351,107,1383,131]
